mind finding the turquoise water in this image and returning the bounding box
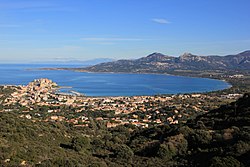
[0,64,231,96]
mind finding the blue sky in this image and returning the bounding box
[0,0,250,62]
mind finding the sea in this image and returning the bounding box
[0,64,231,96]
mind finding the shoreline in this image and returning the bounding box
[1,66,237,97]
[36,67,233,97]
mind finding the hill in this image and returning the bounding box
[0,92,249,166]
[130,93,250,166]
[32,58,115,66]
[79,51,250,73]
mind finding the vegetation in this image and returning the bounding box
[0,93,249,166]
[0,67,249,166]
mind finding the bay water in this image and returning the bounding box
[0,64,231,96]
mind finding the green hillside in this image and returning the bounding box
[0,94,249,166]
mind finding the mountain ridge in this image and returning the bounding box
[31,58,115,66]
[80,51,250,73]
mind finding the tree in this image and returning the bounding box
[157,143,176,160]
[71,136,91,153]
[114,144,134,160]
[210,156,240,167]
[157,134,188,160]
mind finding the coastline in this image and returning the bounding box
[37,67,233,97]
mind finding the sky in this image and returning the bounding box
[0,0,250,63]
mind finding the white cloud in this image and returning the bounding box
[81,37,144,41]
[152,18,170,24]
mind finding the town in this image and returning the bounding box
[0,78,242,129]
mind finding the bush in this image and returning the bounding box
[190,129,212,147]
[36,158,79,167]
[210,156,241,167]
[157,134,188,160]
[71,136,91,153]
[88,161,108,167]
[157,143,176,160]
[114,144,134,160]
[232,140,250,156]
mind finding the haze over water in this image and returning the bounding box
[0,64,231,96]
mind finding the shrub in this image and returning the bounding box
[114,144,134,160]
[210,156,240,167]
[157,134,188,160]
[71,136,91,153]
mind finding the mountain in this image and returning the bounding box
[80,51,250,73]
[78,58,115,66]
[32,58,115,66]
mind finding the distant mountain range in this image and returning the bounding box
[32,58,115,66]
[80,51,250,73]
